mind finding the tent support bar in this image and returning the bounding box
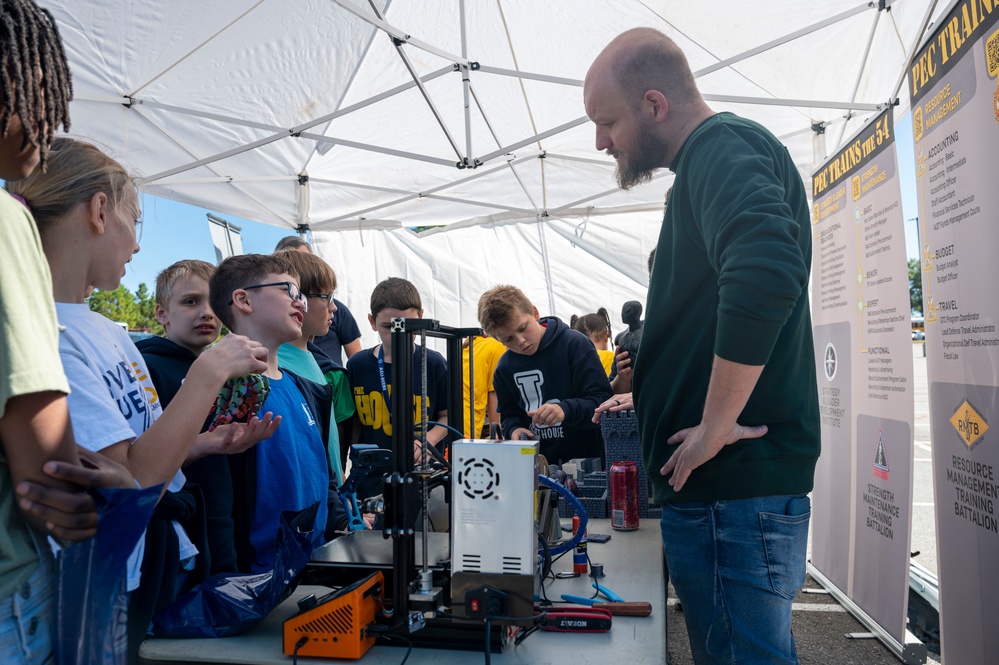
[477,117,589,164]
[475,64,582,88]
[693,3,872,78]
[319,154,539,225]
[468,84,541,212]
[777,115,850,141]
[536,214,557,317]
[543,152,616,167]
[128,0,267,96]
[891,0,941,103]
[460,0,473,162]
[420,193,535,215]
[299,132,458,167]
[702,94,883,111]
[308,178,431,197]
[117,65,451,137]
[834,10,883,151]
[302,0,391,170]
[133,105,290,224]
[330,0,469,66]
[365,0,465,163]
[807,564,927,664]
[547,171,671,216]
[139,66,455,182]
[155,176,290,185]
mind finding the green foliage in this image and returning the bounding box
[908,258,923,315]
[88,283,164,334]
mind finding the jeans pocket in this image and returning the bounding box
[760,510,810,600]
[663,501,709,516]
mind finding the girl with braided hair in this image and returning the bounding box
[570,307,616,377]
[0,2,134,663]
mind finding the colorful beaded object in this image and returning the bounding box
[207,374,270,432]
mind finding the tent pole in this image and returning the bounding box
[833,9,883,151]
[890,0,942,103]
[692,3,872,78]
[364,0,466,164]
[468,85,541,212]
[297,173,310,235]
[536,213,557,317]
[460,0,473,163]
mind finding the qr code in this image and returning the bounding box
[987,30,999,76]
[913,106,923,141]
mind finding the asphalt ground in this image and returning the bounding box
[665,343,938,664]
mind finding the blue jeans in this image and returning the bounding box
[661,494,810,665]
[0,561,54,665]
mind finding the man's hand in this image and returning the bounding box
[186,413,281,464]
[592,392,634,423]
[661,421,768,492]
[528,403,565,429]
[15,447,135,541]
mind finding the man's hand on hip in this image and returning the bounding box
[661,421,768,492]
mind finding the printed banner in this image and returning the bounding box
[811,106,916,644]
[909,1,999,662]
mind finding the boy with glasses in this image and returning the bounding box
[137,259,279,575]
[209,254,343,572]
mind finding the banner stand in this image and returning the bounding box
[808,563,927,664]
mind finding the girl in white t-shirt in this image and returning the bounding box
[9,137,273,659]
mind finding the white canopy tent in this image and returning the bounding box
[44,0,943,336]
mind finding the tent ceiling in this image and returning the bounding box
[44,0,943,230]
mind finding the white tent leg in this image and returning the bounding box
[536,213,556,316]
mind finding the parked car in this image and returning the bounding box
[912,329,925,340]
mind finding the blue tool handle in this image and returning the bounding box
[592,583,624,602]
[561,594,596,606]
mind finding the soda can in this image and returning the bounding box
[610,461,639,530]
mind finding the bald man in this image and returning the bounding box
[585,29,819,665]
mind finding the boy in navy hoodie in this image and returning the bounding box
[478,285,612,465]
[137,259,278,574]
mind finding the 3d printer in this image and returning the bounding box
[288,318,541,658]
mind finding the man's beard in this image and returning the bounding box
[615,129,668,191]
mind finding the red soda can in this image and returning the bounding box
[610,461,639,530]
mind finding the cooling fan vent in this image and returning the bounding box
[456,457,500,499]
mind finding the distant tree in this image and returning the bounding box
[88,283,164,334]
[134,283,163,334]
[908,258,923,315]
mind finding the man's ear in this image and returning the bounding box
[87,192,109,234]
[368,313,377,331]
[644,90,669,124]
[154,303,169,327]
[231,289,253,315]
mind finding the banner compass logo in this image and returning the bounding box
[823,342,838,381]
[949,398,989,450]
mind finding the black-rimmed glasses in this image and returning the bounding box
[231,281,308,311]
[304,293,336,309]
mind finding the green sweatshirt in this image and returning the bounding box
[635,112,820,504]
